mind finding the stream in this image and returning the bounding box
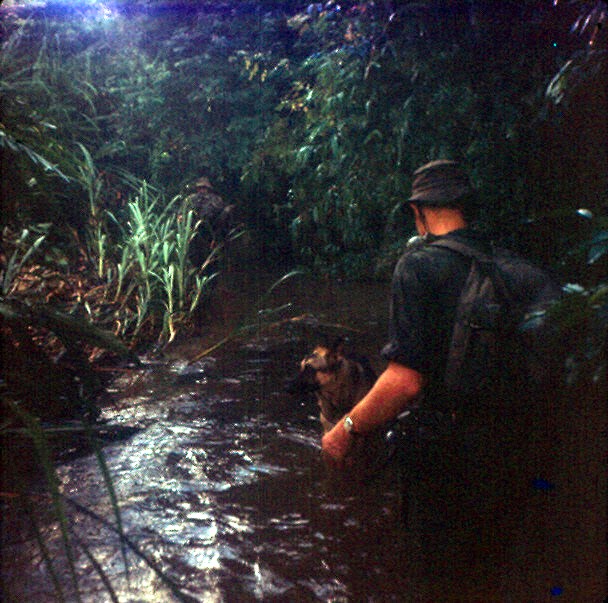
[1,272,606,602]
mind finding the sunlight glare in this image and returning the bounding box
[4,0,115,18]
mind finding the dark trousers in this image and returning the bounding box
[398,423,520,565]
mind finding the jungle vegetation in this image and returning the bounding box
[1,0,605,364]
[0,0,607,599]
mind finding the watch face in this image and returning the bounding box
[344,417,354,432]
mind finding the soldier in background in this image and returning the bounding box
[187,177,236,247]
[186,176,237,267]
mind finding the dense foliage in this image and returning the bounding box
[0,0,605,361]
[0,0,605,396]
[2,0,606,272]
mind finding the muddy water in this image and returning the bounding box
[2,272,606,602]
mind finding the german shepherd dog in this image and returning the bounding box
[287,339,377,433]
[288,340,410,493]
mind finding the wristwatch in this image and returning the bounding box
[343,416,357,435]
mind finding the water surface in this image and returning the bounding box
[2,272,605,601]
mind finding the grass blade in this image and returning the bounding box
[73,533,120,603]
[8,402,82,602]
[65,497,197,603]
[22,495,67,602]
[82,417,130,582]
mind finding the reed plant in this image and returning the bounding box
[3,401,131,603]
[104,182,217,344]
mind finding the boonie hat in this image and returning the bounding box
[408,159,472,206]
[195,176,214,189]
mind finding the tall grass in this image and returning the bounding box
[104,182,218,345]
[0,225,50,296]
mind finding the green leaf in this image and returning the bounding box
[588,231,608,264]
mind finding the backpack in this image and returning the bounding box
[430,238,563,404]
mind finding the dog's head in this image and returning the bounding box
[285,343,343,396]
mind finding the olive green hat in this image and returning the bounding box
[408,159,473,207]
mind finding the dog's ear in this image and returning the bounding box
[329,336,346,358]
[324,336,346,369]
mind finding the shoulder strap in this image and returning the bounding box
[430,237,492,264]
[431,237,512,300]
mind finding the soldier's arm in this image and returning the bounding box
[321,361,424,467]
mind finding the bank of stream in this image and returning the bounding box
[1,272,606,601]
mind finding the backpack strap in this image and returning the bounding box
[432,237,511,293]
[430,237,492,264]
[430,238,511,298]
